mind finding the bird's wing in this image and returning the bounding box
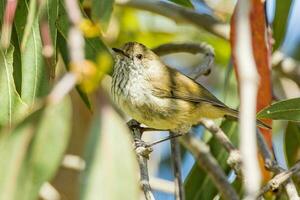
[151,67,227,108]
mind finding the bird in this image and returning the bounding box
[111,42,270,134]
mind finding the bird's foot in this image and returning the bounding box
[133,138,153,159]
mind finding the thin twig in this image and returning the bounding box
[234,1,261,199]
[179,134,239,200]
[128,120,155,200]
[199,118,242,177]
[149,177,175,194]
[152,42,215,78]
[258,161,300,198]
[256,132,300,199]
[170,133,185,200]
[115,0,229,40]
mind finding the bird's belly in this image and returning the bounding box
[118,94,198,132]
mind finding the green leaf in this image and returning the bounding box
[0,96,72,200]
[273,0,292,50]
[184,120,239,200]
[81,105,139,200]
[14,0,49,105]
[91,0,114,30]
[0,46,27,127]
[21,19,49,104]
[257,98,300,121]
[284,122,300,167]
[168,0,194,8]
[10,25,22,93]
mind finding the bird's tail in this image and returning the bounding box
[223,108,271,130]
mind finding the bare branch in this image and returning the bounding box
[149,177,175,194]
[128,120,155,200]
[257,132,300,199]
[258,161,300,198]
[152,42,215,78]
[115,0,229,40]
[179,134,239,200]
[199,118,242,177]
[170,133,185,200]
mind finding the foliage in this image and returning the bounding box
[0,0,299,200]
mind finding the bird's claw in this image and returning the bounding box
[133,138,153,159]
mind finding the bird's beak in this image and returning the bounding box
[112,48,130,58]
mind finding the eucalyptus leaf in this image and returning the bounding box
[184,120,239,200]
[81,104,139,200]
[0,46,27,127]
[14,0,49,105]
[91,0,114,30]
[169,0,194,8]
[273,0,292,50]
[284,122,300,167]
[0,96,72,200]
[257,98,300,121]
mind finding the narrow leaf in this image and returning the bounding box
[273,0,293,50]
[284,122,300,167]
[81,103,139,200]
[91,0,114,30]
[0,96,72,200]
[0,46,27,127]
[169,0,194,8]
[257,98,300,121]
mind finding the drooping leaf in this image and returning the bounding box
[184,120,239,200]
[273,0,293,50]
[257,98,300,121]
[10,25,22,93]
[21,19,49,104]
[14,0,49,105]
[284,122,300,167]
[0,46,27,127]
[0,96,72,200]
[91,0,114,30]
[168,0,194,8]
[81,103,139,200]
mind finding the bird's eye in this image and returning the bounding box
[136,54,143,59]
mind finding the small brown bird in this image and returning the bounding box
[112,42,270,133]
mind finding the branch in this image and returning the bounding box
[179,134,239,200]
[257,132,300,199]
[234,1,261,198]
[258,161,300,198]
[199,118,242,177]
[152,42,215,78]
[115,0,229,40]
[170,133,185,200]
[127,120,155,200]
